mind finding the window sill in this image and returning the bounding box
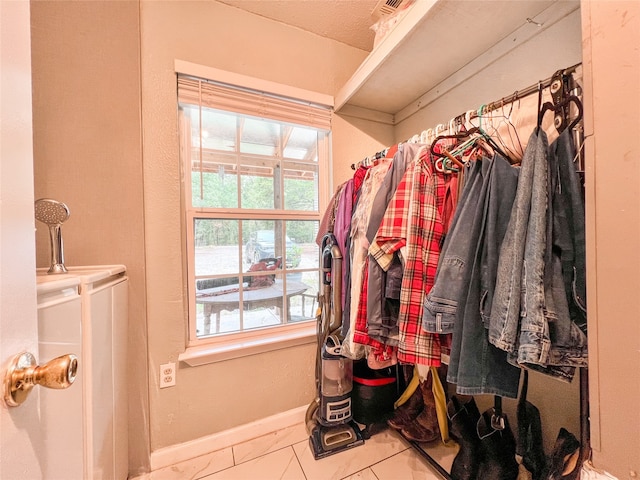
[178,323,317,366]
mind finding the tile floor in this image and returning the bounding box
[134,423,457,480]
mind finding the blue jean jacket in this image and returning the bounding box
[424,155,522,398]
[489,129,587,381]
[422,159,485,335]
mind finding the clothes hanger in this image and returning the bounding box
[441,124,511,163]
[538,94,584,133]
[471,100,522,162]
[466,107,517,161]
[489,95,524,159]
[429,130,478,169]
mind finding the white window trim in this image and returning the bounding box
[178,322,317,366]
[176,60,333,366]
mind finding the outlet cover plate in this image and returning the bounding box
[160,362,176,388]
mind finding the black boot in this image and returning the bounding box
[543,428,581,480]
[517,371,546,480]
[476,408,519,480]
[448,396,481,480]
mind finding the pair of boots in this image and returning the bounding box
[386,372,440,443]
[447,397,519,480]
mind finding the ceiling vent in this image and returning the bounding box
[371,0,412,19]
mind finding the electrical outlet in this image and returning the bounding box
[160,362,176,388]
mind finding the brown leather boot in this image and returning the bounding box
[400,373,440,443]
[387,381,424,430]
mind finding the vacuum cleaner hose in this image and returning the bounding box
[305,398,319,435]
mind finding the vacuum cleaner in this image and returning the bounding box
[306,233,364,460]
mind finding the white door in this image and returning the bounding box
[0,1,45,478]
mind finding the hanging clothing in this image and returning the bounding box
[315,181,345,246]
[341,166,371,338]
[365,143,420,347]
[490,129,548,366]
[365,252,403,346]
[489,128,587,382]
[423,159,486,336]
[526,128,587,372]
[333,179,354,317]
[342,159,392,359]
[352,255,396,365]
[424,153,522,398]
[370,149,446,366]
[550,128,587,335]
[366,143,420,242]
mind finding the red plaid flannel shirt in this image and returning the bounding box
[352,256,375,347]
[370,149,446,365]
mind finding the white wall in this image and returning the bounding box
[332,113,395,185]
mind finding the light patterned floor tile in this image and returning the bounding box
[149,447,234,480]
[340,467,379,480]
[371,442,459,480]
[233,422,308,464]
[293,428,410,480]
[202,447,305,480]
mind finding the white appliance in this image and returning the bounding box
[37,274,83,478]
[37,265,128,480]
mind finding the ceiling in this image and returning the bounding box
[217,0,380,51]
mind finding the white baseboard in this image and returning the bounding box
[150,405,308,471]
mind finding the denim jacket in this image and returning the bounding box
[489,129,587,380]
[422,159,486,334]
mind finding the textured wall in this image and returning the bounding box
[139,0,368,452]
[582,1,640,477]
[29,0,371,470]
[30,1,149,474]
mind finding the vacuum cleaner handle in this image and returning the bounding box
[320,234,343,335]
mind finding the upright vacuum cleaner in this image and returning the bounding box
[306,233,364,460]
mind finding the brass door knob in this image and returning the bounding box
[3,352,78,407]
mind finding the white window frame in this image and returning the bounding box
[175,61,333,366]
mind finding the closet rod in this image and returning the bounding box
[350,147,388,171]
[350,62,582,171]
[411,62,582,142]
[478,62,580,117]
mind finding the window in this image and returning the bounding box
[177,72,331,348]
